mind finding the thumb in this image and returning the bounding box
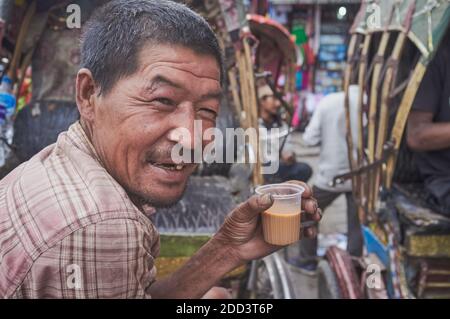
[232,194,274,223]
[217,194,274,245]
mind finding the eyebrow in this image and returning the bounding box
[148,75,223,101]
[148,75,183,91]
[199,90,223,101]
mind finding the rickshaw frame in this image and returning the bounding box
[318,0,450,299]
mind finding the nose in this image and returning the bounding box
[167,103,202,151]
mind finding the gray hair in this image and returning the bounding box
[81,0,224,95]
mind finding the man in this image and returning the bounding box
[407,32,450,216]
[0,0,320,298]
[289,85,363,273]
[258,84,312,183]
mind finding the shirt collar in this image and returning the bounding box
[66,121,104,165]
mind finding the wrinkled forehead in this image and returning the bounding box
[136,43,221,87]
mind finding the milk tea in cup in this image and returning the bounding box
[255,183,304,245]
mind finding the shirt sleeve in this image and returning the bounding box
[16,218,159,299]
[411,48,444,115]
[302,102,322,146]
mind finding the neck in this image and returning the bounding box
[260,110,274,125]
[80,118,94,143]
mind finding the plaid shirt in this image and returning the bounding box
[0,122,160,298]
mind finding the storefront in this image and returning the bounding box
[268,0,360,94]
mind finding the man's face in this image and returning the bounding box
[87,44,221,207]
[260,95,281,116]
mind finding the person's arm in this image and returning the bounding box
[407,111,450,151]
[302,103,322,147]
[148,234,238,299]
[407,41,450,152]
[149,181,321,299]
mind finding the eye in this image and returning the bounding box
[154,97,175,106]
[198,108,218,121]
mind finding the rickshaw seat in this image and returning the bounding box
[393,184,450,233]
[392,185,450,258]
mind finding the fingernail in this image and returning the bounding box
[260,194,273,205]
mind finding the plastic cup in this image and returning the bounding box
[255,183,305,245]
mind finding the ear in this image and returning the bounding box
[76,68,99,123]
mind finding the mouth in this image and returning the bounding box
[146,161,189,183]
[145,151,197,183]
[151,162,187,171]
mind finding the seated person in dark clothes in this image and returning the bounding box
[407,31,450,216]
[257,84,312,183]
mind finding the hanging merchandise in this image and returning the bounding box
[315,34,347,95]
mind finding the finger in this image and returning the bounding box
[303,227,317,238]
[231,194,273,223]
[302,198,318,214]
[284,180,313,198]
[315,208,323,221]
[301,207,322,222]
[312,208,323,222]
[299,227,316,239]
[300,220,317,228]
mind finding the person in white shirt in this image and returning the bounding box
[291,85,364,273]
[257,84,312,183]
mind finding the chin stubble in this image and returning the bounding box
[131,181,189,209]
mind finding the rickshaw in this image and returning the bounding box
[318,0,450,299]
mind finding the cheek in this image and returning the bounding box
[261,101,270,111]
[201,121,217,145]
[124,121,166,154]
[104,116,168,167]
